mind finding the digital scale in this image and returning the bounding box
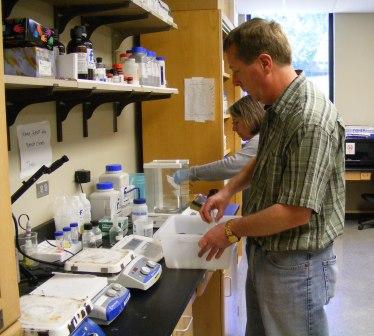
[112,234,163,262]
[30,273,129,325]
[64,248,162,290]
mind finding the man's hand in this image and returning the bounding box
[200,189,231,223]
[198,223,232,261]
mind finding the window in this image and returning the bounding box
[248,13,334,101]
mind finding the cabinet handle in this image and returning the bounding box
[174,315,193,332]
[224,275,232,297]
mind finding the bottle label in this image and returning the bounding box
[77,52,88,74]
[86,48,95,69]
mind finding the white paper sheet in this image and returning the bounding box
[184,77,215,122]
[17,121,52,178]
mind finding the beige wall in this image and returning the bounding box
[335,13,374,126]
[8,0,137,226]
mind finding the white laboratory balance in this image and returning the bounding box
[64,248,162,290]
[112,234,163,262]
[143,160,189,228]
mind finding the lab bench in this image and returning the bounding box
[19,222,208,336]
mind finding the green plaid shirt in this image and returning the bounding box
[246,74,345,251]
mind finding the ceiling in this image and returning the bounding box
[237,0,374,14]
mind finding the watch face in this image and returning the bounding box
[228,235,238,244]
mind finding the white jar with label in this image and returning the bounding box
[132,198,148,236]
[99,164,129,217]
[89,182,120,221]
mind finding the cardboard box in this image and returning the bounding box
[4,47,56,78]
[4,18,55,50]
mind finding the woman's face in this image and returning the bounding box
[232,117,253,141]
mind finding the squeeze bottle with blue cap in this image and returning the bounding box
[54,231,64,253]
[132,198,148,236]
[131,46,147,85]
[70,222,79,244]
[99,164,129,217]
[63,226,72,248]
[89,182,120,221]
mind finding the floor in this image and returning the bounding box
[234,220,374,336]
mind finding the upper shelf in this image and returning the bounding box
[4,75,178,95]
[3,0,177,39]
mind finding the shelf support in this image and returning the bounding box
[82,13,149,39]
[54,2,130,34]
[55,90,93,142]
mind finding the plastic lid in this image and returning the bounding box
[96,182,113,190]
[133,198,146,204]
[84,223,92,230]
[119,52,127,57]
[148,51,156,57]
[105,164,122,172]
[70,222,78,227]
[132,46,146,54]
[54,231,63,237]
[96,57,103,63]
[91,220,99,227]
[63,226,71,232]
[156,56,165,61]
[113,63,123,70]
[70,25,85,38]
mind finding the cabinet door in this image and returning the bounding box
[0,3,21,333]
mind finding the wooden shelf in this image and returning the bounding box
[4,75,178,94]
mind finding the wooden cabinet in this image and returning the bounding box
[0,4,22,335]
[141,3,241,199]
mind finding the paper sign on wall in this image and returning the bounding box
[184,77,215,122]
[17,121,52,178]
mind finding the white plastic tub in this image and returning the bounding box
[155,215,237,270]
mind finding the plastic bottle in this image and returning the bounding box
[70,222,79,244]
[81,26,95,80]
[132,198,148,236]
[123,58,139,85]
[156,56,166,87]
[131,46,147,85]
[99,164,129,217]
[92,221,103,247]
[109,217,123,246]
[63,226,72,248]
[79,193,91,225]
[89,182,121,221]
[54,231,64,253]
[113,63,124,83]
[82,223,95,249]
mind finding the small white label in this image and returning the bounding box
[116,234,123,241]
[38,59,52,76]
[77,52,88,74]
[346,142,355,155]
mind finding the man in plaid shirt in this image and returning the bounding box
[199,18,345,336]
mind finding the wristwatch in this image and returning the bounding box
[224,219,239,244]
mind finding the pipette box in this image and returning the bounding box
[143,160,189,214]
[156,215,236,270]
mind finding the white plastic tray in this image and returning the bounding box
[155,215,236,270]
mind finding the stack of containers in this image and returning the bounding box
[99,164,129,217]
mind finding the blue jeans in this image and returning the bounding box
[245,240,338,336]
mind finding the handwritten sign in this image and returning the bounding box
[17,121,52,178]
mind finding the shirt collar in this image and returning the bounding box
[266,73,306,117]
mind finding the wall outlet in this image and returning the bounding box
[36,180,49,198]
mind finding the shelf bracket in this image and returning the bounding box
[53,2,130,34]
[55,90,93,142]
[2,0,18,20]
[82,13,149,39]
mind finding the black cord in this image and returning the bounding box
[17,213,29,231]
[13,213,64,268]
[79,183,83,193]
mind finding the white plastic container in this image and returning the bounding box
[123,58,139,85]
[89,182,120,221]
[156,56,166,87]
[99,164,129,217]
[155,215,236,270]
[132,198,148,236]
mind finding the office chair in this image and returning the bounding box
[358,193,374,230]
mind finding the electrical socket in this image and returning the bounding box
[36,180,49,198]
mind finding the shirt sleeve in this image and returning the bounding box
[277,126,335,213]
[189,135,259,181]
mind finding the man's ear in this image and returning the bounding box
[257,53,272,74]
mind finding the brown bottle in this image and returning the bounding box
[67,26,88,79]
